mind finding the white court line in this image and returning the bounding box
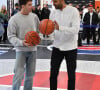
[0,59,100,76]
[36,59,100,75]
[0,47,10,50]
[0,73,14,77]
[0,44,12,46]
[0,85,68,90]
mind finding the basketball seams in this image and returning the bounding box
[26,32,34,45]
[47,20,54,35]
[45,19,49,35]
[25,31,40,46]
[40,20,45,35]
[31,35,40,45]
[39,19,54,35]
[48,21,53,34]
[30,33,40,45]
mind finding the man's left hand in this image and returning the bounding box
[54,21,59,30]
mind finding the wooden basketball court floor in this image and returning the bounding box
[0,40,100,90]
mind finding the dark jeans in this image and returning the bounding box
[50,47,77,90]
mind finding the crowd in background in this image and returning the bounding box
[0,5,8,42]
[0,2,100,45]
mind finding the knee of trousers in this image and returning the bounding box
[50,72,59,80]
[68,75,76,81]
[25,76,34,82]
[14,68,24,76]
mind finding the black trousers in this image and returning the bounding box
[3,21,8,42]
[97,27,100,43]
[86,28,96,44]
[50,47,77,90]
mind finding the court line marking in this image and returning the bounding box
[0,85,68,90]
[0,59,100,78]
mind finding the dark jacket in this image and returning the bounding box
[11,8,20,16]
[41,7,50,20]
[83,12,99,28]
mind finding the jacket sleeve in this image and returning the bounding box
[7,18,23,47]
[59,8,80,35]
[96,13,99,24]
[83,13,88,24]
[34,15,40,33]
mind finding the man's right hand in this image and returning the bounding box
[23,40,31,47]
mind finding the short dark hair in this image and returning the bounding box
[19,0,32,6]
[15,3,19,6]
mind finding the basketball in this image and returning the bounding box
[39,19,55,35]
[25,31,40,46]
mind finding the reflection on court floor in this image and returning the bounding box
[0,59,100,90]
[0,41,100,90]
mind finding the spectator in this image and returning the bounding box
[0,5,8,42]
[83,4,99,45]
[11,3,20,16]
[41,4,50,20]
[41,4,50,38]
[32,5,41,21]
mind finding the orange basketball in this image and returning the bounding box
[25,31,40,46]
[39,19,55,35]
